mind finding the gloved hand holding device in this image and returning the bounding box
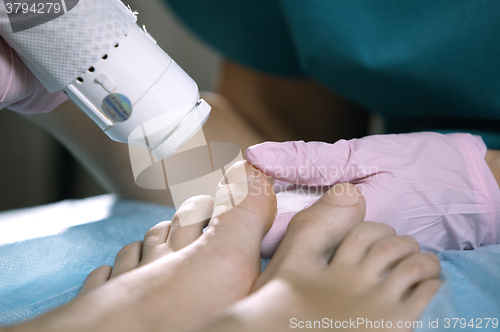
[246,132,500,256]
[0,36,67,114]
[0,0,210,160]
[0,0,216,210]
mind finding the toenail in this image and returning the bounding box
[326,183,359,206]
[177,195,214,227]
[402,235,419,245]
[249,164,261,181]
[212,163,254,219]
[426,252,441,263]
[219,161,250,185]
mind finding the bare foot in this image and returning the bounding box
[204,183,442,332]
[14,161,276,332]
[76,195,215,297]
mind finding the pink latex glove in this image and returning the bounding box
[246,132,500,256]
[0,37,67,114]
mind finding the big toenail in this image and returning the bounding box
[219,161,251,185]
[326,183,359,206]
[212,163,252,218]
[177,195,214,227]
[402,235,419,244]
[249,165,261,181]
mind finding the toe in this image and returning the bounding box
[140,220,172,265]
[384,252,441,300]
[78,265,112,296]
[332,222,397,266]
[110,241,143,279]
[360,235,420,280]
[253,183,364,291]
[144,220,171,249]
[405,278,443,315]
[200,161,276,271]
[166,195,213,252]
[205,161,276,244]
[273,183,364,266]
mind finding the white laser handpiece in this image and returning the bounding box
[0,0,209,159]
[63,24,211,160]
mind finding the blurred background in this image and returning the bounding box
[0,0,222,211]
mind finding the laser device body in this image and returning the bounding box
[64,24,211,160]
[0,0,210,160]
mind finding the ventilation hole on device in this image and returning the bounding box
[62,90,68,95]
[88,67,95,72]
[77,77,84,83]
[115,43,119,48]
[102,54,108,60]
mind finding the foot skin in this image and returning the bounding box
[204,183,442,332]
[77,194,216,297]
[15,161,276,332]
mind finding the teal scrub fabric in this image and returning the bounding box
[164,0,500,145]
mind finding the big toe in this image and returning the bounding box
[203,161,277,259]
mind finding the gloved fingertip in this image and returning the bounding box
[245,142,273,169]
[260,212,296,257]
[261,240,282,259]
[273,179,296,193]
[469,134,488,157]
